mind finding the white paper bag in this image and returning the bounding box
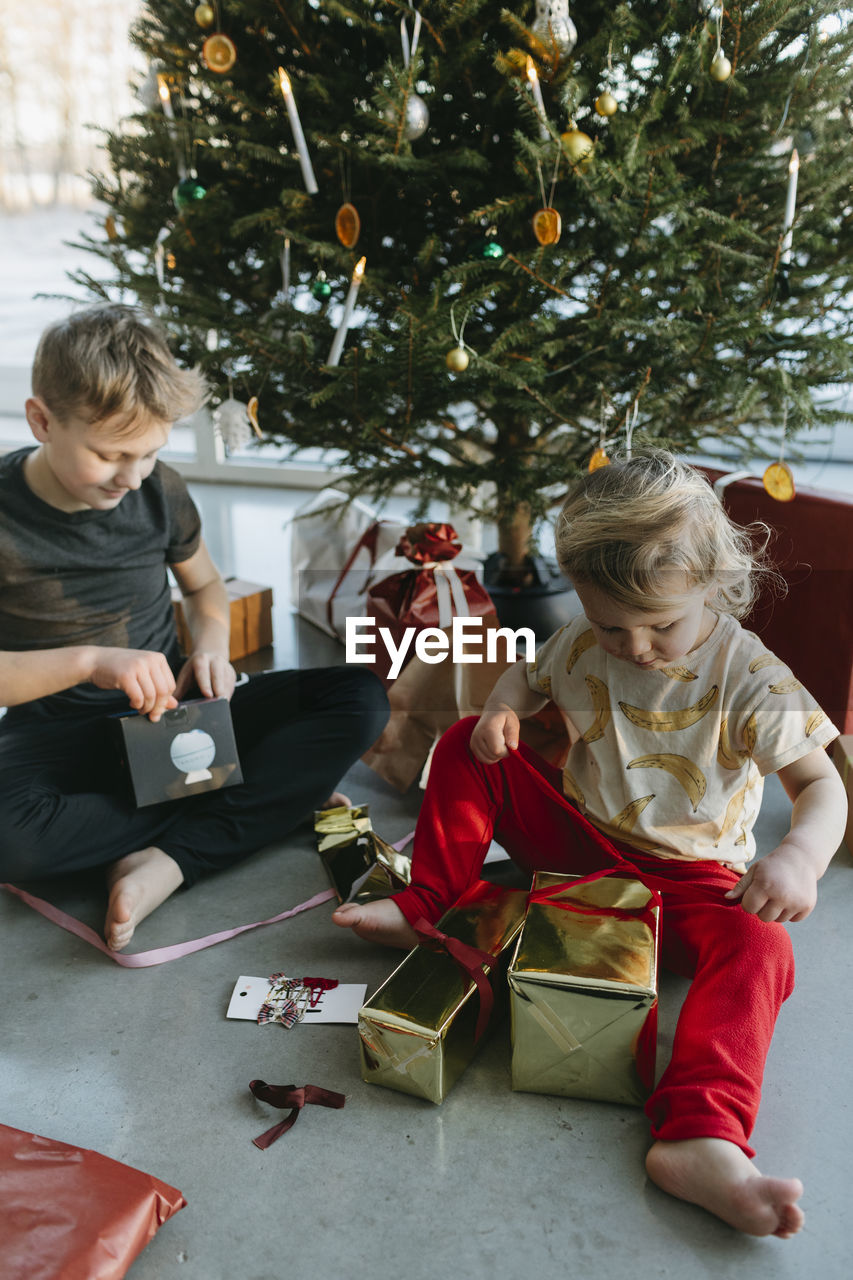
[289,488,408,639]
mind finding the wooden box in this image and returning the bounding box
[172,578,273,660]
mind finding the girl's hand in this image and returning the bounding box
[470,704,521,764]
[725,842,819,924]
[174,652,237,703]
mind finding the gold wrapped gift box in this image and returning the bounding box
[508,871,659,1107]
[314,804,412,905]
[359,881,528,1104]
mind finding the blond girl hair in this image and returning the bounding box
[32,303,207,432]
[554,450,773,618]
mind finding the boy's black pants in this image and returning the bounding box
[0,667,389,887]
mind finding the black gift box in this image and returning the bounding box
[114,697,243,808]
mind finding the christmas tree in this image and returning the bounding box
[75,1,853,578]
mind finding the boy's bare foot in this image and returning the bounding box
[645,1137,804,1238]
[104,848,185,950]
[331,898,419,950]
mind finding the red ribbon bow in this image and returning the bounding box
[412,917,497,1042]
[249,1080,346,1150]
[395,522,462,565]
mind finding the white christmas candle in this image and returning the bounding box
[525,57,550,140]
[278,68,319,195]
[780,148,799,265]
[327,257,367,367]
[281,237,291,295]
[157,75,187,179]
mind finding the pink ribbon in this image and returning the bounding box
[0,881,335,969]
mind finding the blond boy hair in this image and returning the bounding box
[554,449,774,618]
[31,302,207,433]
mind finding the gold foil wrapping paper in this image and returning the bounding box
[314,804,412,904]
[359,882,528,1104]
[508,872,659,1107]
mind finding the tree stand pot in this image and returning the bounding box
[483,553,579,642]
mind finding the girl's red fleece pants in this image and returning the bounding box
[391,718,795,1156]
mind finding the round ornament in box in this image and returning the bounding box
[170,729,216,783]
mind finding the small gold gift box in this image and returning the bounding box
[314,805,412,905]
[508,871,659,1107]
[359,881,528,1104]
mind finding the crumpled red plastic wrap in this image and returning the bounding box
[0,1123,186,1280]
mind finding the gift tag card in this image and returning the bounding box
[226,976,366,1024]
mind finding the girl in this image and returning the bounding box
[334,450,847,1239]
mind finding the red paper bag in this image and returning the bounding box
[0,1123,185,1280]
[366,523,495,682]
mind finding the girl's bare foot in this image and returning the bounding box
[331,898,418,949]
[320,790,352,809]
[104,848,184,951]
[645,1137,804,1238]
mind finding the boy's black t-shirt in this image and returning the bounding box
[0,448,201,723]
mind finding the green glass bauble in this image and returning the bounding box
[311,271,332,300]
[172,178,207,211]
[471,237,505,260]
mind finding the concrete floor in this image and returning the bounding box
[2,482,852,1280]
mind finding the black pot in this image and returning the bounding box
[483,553,580,643]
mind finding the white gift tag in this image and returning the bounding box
[226,975,367,1024]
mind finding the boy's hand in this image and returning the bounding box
[470,704,521,764]
[725,842,819,924]
[87,648,177,722]
[174,652,237,703]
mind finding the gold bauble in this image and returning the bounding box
[763,462,795,502]
[247,396,262,438]
[709,50,732,82]
[446,346,469,372]
[532,207,562,246]
[588,447,611,473]
[194,3,215,27]
[203,33,237,74]
[595,91,618,117]
[561,126,594,166]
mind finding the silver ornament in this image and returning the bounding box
[212,398,252,453]
[385,93,430,141]
[532,1,578,60]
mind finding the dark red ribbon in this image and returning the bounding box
[412,917,497,1042]
[395,522,462,565]
[249,1080,346,1150]
[326,519,392,633]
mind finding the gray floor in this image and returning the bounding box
[2,482,852,1280]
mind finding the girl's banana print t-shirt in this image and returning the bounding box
[527,610,838,868]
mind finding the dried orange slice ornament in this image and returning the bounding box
[203,33,237,73]
[532,207,562,246]
[247,396,262,438]
[335,203,361,248]
[763,461,795,501]
[588,447,610,472]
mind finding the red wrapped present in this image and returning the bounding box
[365,522,495,683]
[0,1122,185,1280]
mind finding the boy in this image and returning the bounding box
[0,303,388,949]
